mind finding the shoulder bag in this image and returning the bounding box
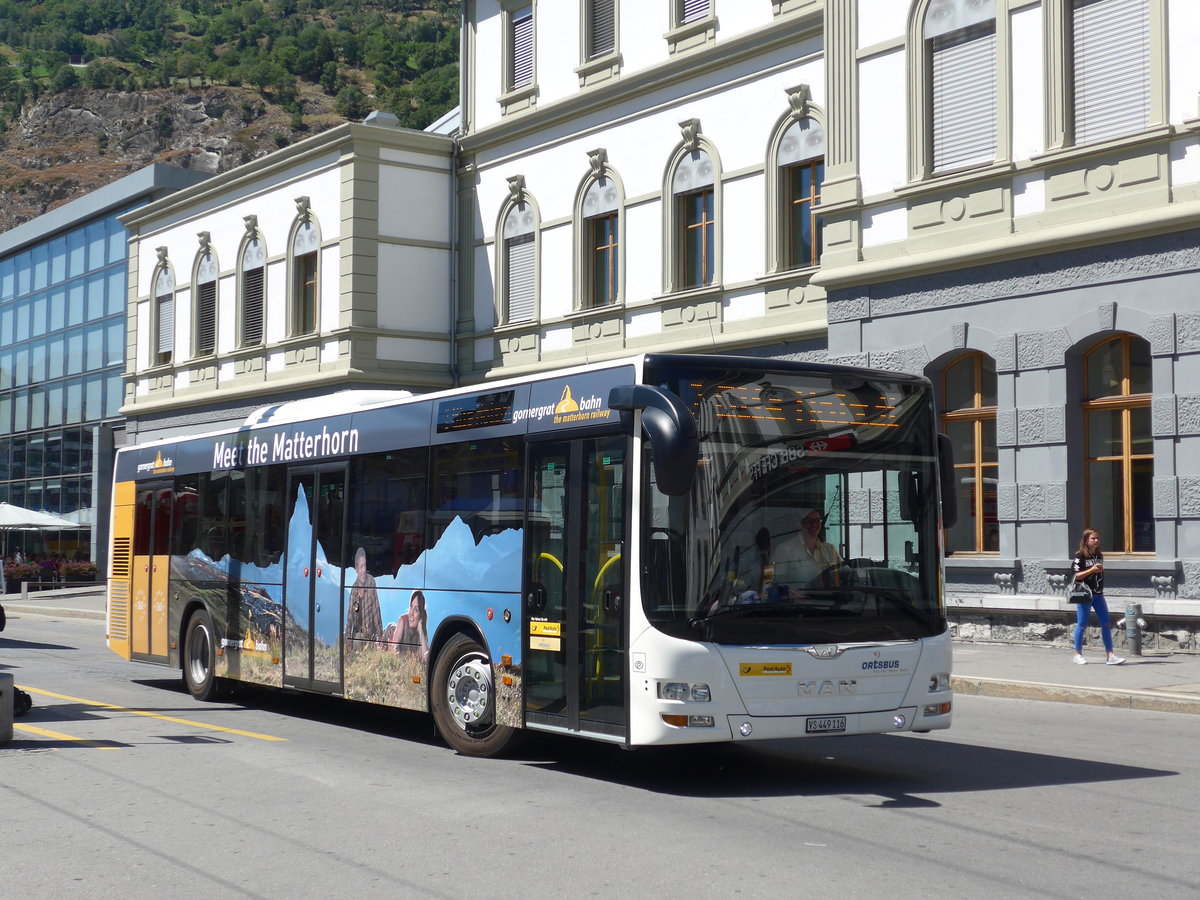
[1067,579,1092,604]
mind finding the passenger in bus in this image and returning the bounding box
[346,546,384,649]
[774,508,842,590]
[391,589,430,663]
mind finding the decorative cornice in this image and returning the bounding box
[587,148,608,179]
[244,214,259,237]
[679,118,701,152]
[786,83,811,120]
[155,246,168,265]
[506,174,526,203]
[294,195,311,221]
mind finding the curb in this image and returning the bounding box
[2,604,105,622]
[953,675,1200,715]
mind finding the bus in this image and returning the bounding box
[106,353,957,756]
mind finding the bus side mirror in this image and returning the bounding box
[938,432,958,530]
[609,384,698,496]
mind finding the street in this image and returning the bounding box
[4,610,1199,899]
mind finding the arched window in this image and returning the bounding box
[578,164,621,308]
[193,246,218,357]
[1083,334,1153,553]
[777,116,825,269]
[152,263,174,367]
[668,135,719,291]
[290,218,320,336]
[239,231,266,347]
[941,352,998,553]
[924,0,997,174]
[500,193,538,324]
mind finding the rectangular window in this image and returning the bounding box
[155,293,174,366]
[785,159,824,269]
[195,280,216,355]
[242,266,264,345]
[505,233,536,323]
[586,0,615,59]
[509,5,534,90]
[294,252,317,334]
[1072,0,1150,145]
[587,213,619,307]
[677,188,715,289]
[930,22,997,172]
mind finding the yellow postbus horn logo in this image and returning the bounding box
[555,385,579,413]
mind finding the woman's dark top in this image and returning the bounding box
[1072,551,1104,593]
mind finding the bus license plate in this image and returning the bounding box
[805,716,846,734]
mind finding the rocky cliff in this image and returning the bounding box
[0,86,342,233]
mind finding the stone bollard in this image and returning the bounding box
[0,672,13,743]
[1125,602,1143,656]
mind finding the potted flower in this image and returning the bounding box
[60,559,98,583]
[4,561,40,591]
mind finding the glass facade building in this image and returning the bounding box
[0,165,209,566]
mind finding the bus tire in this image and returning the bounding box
[183,609,229,702]
[431,633,516,757]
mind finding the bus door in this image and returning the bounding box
[283,467,347,692]
[131,482,172,663]
[525,435,627,739]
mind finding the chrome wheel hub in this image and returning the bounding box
[447,656,493,730]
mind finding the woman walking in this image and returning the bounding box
[1071,528,1124,665]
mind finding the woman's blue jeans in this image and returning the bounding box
[1074,593,1113,653]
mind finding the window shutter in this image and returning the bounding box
[588,0,615,58]
[511,8,534,88]
[155,294,173,364]
[196,280,216,355]
[1073,0,1150,145]
[506,234,535,324]
[680,0,709,25]
[931,25,996,172]
[242,266,264,345]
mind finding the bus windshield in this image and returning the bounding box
[641,359,946,646]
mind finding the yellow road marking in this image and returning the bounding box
[12,722,120,749]
[18,686,287,742]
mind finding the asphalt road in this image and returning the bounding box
[4,611,1200,899]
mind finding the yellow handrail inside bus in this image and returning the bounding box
[537,552,563,572]
[593,552,622,592]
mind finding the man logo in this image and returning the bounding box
[799,679,857,696]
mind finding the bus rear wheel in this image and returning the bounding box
[183,609,229,702]
[431,633,516,757]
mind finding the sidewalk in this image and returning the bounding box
[953,641,1200,715]
[5,587,1200,715]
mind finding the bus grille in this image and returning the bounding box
[110,537,132,578]
[108,581,129,641]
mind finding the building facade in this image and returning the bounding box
[110,1,1200,646]
[0,164,208,566]
[119,116,456,443]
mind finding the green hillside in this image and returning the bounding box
[0,0,460,130]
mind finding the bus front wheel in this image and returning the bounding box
[431,633,516,757]
[183,609,229,702]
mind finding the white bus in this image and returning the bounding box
[106,353,956,756]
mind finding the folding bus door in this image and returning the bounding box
[524,434,628,739]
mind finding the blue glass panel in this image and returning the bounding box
[65,379,82,425]
[14,347,28,386]
[15,297,30,341]
[13,388,28,431]
[67,332,84,375]
[80,430,93,474]
[47,382,64,427]
[32,244,48,290]
[62,426,81,475]
[106,321,124,367]
[30,339,45,382]
[1,306,10,344]
[85,376,102,420]
[108,269,125,315]
[86,323,104,372]
[107,216,125,264]
[0,396,9,434]
[27,432,44,476]
[48,335,65,378]
[49,286,66,331]
[50,235,67,285]
[86,222,106,270]
[0,437,8,480]
[29,385,45,429]
[32,291,47,333]
[44,432,62,477]
[68,282,85,327]
[105,373,122,418]
[16,250,31,295]
[86,271,106,320]
[67,229,85,278]
[0,256,14,300]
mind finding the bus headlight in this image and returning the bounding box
[928,672,950,693]
[658,682,712,701]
